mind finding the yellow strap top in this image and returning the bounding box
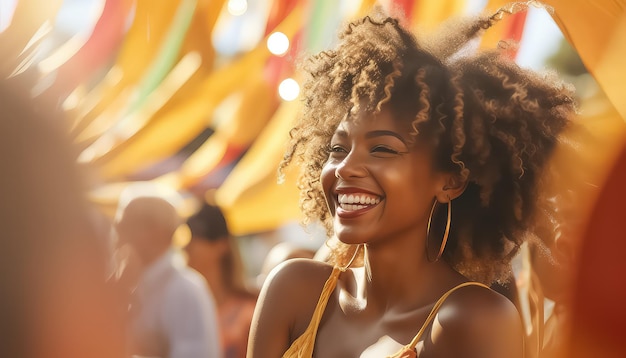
[282,266,490,358]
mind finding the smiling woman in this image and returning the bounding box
[248,4,575,358]
[321,109,448,251]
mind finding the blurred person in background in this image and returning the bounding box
[185,202,258,358]
[0,81,126,357]
[257,241,316,287]
[115,193,221,358]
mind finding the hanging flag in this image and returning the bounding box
[40,0,135,99]
[543,0,626,121]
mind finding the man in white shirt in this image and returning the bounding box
[115,195,221,358]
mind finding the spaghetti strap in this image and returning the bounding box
[388,281,491,358]
[283,246,360,357]
[283,270,490,358]
[282,266,343,358]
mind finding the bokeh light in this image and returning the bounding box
[227,0,247,16]
[278,78,299,101]
[267,31,290,56]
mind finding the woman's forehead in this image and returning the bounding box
[335,108,414,135]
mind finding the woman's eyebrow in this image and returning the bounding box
[365,130,407,144]
[333,129,348,138]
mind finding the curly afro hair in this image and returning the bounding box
[279,5,576,283]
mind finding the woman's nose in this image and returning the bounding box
[335,152,368,179]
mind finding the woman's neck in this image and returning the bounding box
[357,241,464,313]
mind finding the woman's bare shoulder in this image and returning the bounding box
[427,283,524,358]
[263,258,335,296]
[259,259,334,322]
[248,258,336,357]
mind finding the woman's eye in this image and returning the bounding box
[328,145,348,158]
[330,145,347,153]
[372,146,399,155]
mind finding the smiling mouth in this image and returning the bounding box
[337,193,382,212]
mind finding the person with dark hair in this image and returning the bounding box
[248,5,575,358]
[185,202,258,358]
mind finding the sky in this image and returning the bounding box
[516,5,564,70]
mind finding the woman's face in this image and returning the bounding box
[321,109,447,247]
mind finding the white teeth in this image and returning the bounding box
[337,194,381,206]
[339,204,367,211]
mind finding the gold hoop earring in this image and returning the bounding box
[426,197,451,262]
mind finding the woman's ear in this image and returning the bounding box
[437,173,467,202]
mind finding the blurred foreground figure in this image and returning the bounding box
[560,143,626,358]
[115,194,221,358]
[0,83,126,357]
[185,202,258,358]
